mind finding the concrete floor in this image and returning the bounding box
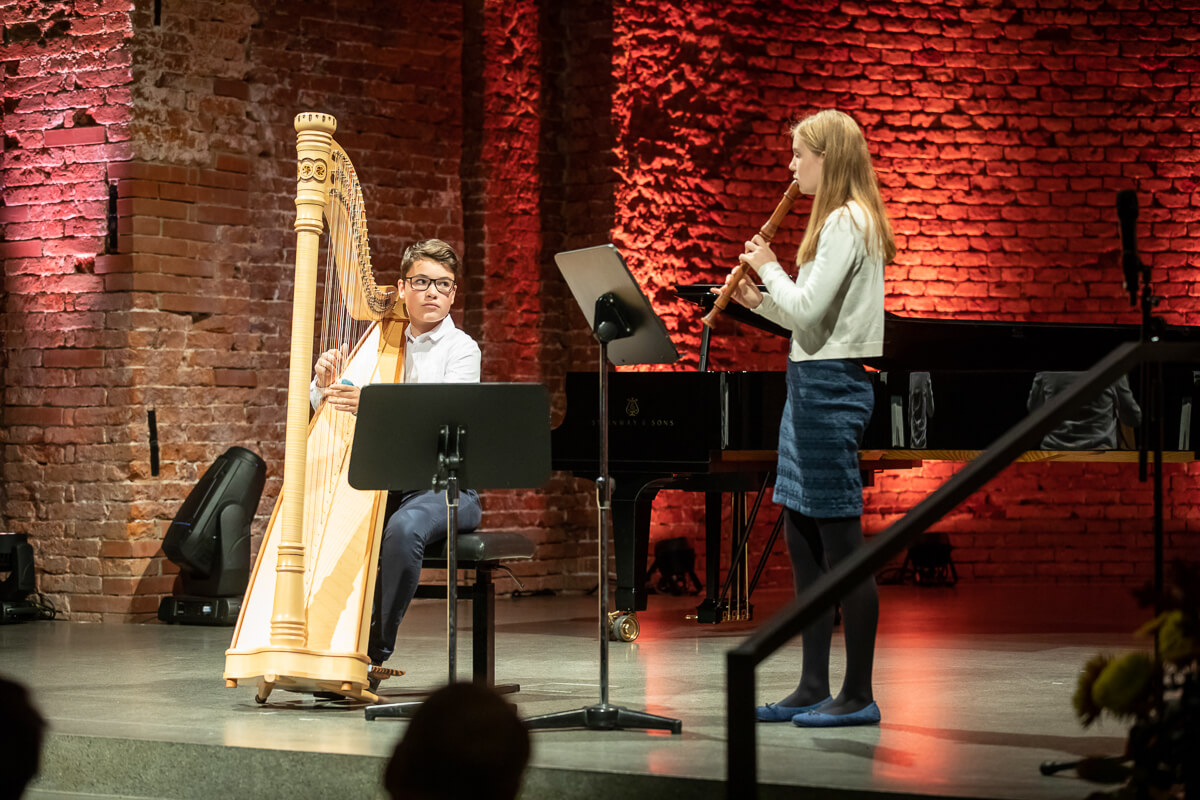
[3,584,1145,800]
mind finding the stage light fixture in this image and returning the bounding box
[0,532,40,624]
[646,536,703,596]
[905,532,958,587]
[158,446,266,626]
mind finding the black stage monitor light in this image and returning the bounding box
[645,537,703,596]
[0,532,41,624]
[158,446,266,626]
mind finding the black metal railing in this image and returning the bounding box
[725,339,1200,798]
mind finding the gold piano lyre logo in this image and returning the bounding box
[625,397,640,417]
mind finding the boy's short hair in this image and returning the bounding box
[401,239,461,280]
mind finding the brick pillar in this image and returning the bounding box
[1,0,151,619]
[462,0,619,592]
[2,0,268,620]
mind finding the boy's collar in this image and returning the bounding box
[407,314,455,341]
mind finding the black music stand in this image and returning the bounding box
[523,243,682,734]
[347,382,551,720]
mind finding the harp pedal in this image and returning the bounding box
[369,664,405,684]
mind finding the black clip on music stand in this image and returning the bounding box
[347,382,551,720]
[523,243,682,734]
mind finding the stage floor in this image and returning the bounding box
[4,583,1147,800]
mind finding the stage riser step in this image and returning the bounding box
[32,731,975,800]
[35,735,383,800]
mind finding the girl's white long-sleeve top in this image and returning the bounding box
[751,200,885,362]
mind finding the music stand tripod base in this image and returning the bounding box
[364,700,421,721]
[523,703,682,734]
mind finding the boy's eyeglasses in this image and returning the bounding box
[404,276,456,295]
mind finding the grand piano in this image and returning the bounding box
[550,284,1200,634]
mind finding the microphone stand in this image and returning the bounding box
[1039,193,1169,780]
[1132,233,1165,612]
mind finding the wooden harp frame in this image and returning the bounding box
[224,113,407,703]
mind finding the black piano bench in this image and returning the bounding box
[415,530,534,695]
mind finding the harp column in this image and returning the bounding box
[269,112,337,647]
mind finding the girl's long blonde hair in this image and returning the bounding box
[792,109,896,266]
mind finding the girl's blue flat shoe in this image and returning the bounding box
[792,701,881,727]
[755,696,832,722]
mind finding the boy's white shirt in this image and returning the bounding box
[309,315,481,411]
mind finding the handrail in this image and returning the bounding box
[725,340,1200,798]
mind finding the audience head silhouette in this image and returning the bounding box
[0,676,46,800]
[384,682,530,800]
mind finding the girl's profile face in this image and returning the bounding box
[789,135,824,196]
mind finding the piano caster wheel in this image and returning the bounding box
[608,612,640,642]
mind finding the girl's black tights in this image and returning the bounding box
[777,509,878,715]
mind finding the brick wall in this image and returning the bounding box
[2,0,469,620]
[1,0,145,619]
[533,1,623,589]
[612,0,1200,587]
[4,0,1200,622]
[461,0,616,593]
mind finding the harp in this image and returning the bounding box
[224,112,406,703]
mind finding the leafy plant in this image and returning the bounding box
[1067,562,1200,800]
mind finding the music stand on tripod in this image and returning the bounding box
[347,382,551,720]
[523,243,682,734]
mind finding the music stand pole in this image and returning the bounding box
[365,424,463,719]
[1131,202,1166,717]
[1132,229,1165,612]
[523,293,681,733]
[445,433,460,684]
[597,339,612,707]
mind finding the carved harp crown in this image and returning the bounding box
[295,112,402,322]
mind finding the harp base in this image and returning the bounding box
[224,646,377,703]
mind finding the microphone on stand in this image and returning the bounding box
[1116,189,1140,306]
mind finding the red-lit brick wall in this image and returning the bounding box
[4,0,1199,621]
[461,0,603,591]
[1,0,145,619]
[610,0,1200,587]
[1,0,469,621]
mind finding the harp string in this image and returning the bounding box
[304,153,373,601]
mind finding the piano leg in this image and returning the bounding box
[693,492,725,623]
[611,473,767,629]
[611,477,668,616]
[692,473,771,624]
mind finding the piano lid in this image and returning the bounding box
[676,283,1200,372]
